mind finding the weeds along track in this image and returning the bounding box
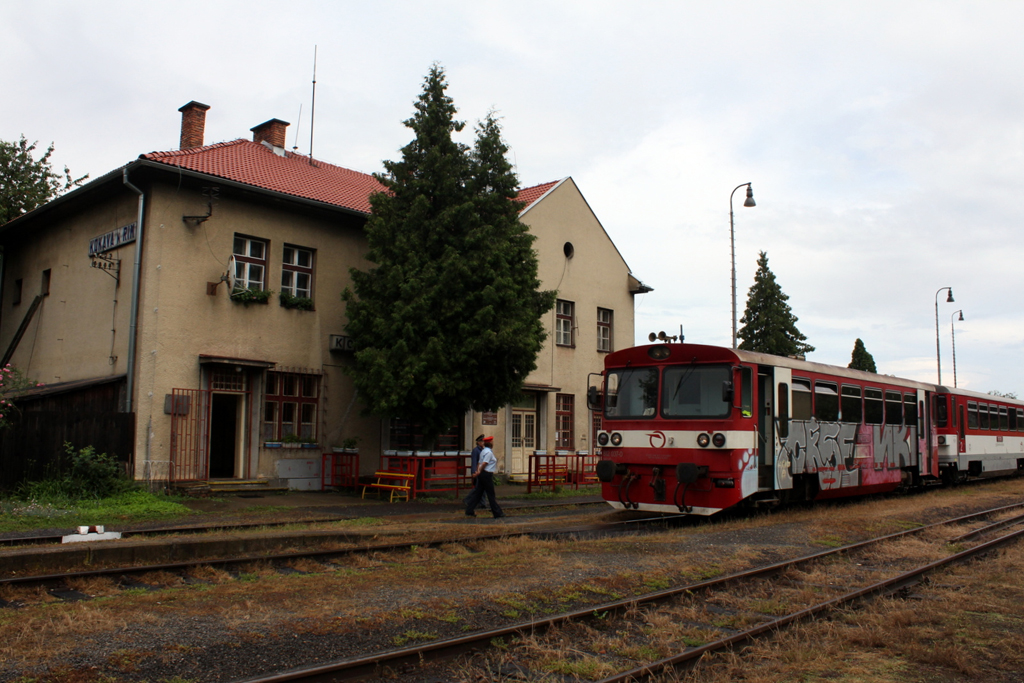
[0,497,607,547]
[0,511,667,604]
[231,501,1024,682]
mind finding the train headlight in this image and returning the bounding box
[712,433,727,448]
[610,432,623,446]
[597,432,610,446]
[697,433,710,448]
[938,435,947,445]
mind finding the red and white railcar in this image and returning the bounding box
[934,388,1024,482]
[591,343,1024,515]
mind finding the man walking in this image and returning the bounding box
[464,435,504,518]
[463,434,488,510]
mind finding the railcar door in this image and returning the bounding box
[757,367,775,490]
[958,402,967,453]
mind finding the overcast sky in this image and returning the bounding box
[3,1,1022,395]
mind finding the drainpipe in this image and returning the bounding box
[122,166,145,414]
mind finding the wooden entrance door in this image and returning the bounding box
[510,409,537,476]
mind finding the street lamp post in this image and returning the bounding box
[730,183,756,349]
[934,286,954,385]
[951,310,964,388]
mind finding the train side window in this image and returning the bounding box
[864,388,883,424]
[949,397,957,428]
[841,385,862,423]
[777,383,789,438]
[1009,407,1017,431]
[999,406,1008,431]
[979,403,990,430]
[1017,409,1023,432]
[967,401,978,429]
[885,390,903,426]
[934,394,948,428]
[792,378,812,420]
[990,405,999,430]
[904,393,918,428]
[740,366,753,417]
[814,381,839,421]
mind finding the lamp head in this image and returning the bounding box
[958,311,964,321]
[744,185,756,207]
[946,289,954,303]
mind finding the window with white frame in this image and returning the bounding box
[556,300,574,347]
[233,235,268,291]
[556,393,575,449]
[281,245,314,300]
[263,372,320,442]
[597,308,613,352]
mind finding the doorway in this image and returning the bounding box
[510,394,538,476]
[758,371,775,490]
[209,393,239,478]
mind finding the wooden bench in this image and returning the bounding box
[534,466,570,483]
[362,471,416,502]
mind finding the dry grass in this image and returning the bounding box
[5,478,1024,681]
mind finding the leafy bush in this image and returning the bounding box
[17,442,132,504]
[230,287,274,305]
[279,291,314,310]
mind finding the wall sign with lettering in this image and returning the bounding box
[89,223,137,256]
[329,335,355,352]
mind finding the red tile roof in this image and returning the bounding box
[144,140,558,218]
[144,140,385,214]
[517,180,560,210]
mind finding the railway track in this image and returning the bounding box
[0,508,670,604]
[227,500,1024,682]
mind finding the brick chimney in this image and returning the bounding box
[178,101,211,150]
[251,118,290,149]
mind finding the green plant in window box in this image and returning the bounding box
[282,434,302,444]
[279,291,314,310]
[231,287,274,305]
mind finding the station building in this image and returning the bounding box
[0,101,650,488]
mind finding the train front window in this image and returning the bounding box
[661,365,731,418]
[605,368,659,418]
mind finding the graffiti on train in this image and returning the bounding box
[777,420,917,491]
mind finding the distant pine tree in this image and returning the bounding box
[737,251,814,357]
[848,338,877,373]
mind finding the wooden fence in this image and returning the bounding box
[0,411,135,491]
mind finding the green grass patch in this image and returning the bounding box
[813,534,845,548]
[392,630,437,646]
[511,485,601,501]
[0,488,196,532]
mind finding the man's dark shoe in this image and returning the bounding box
[465,513,476,517]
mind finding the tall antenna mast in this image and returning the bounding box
[308,45,317,165]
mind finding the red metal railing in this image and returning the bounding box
[526,450,600,493]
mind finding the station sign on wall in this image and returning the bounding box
[329,335,355,352]
[89,223,137,256]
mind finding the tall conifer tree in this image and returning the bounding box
[343,66,554,442]
[848,338,877,372]
[737,251,814,357]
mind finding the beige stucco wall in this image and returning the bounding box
[133,183,379,480]
[465,178,638,474]
[2,194,140,384]
[1,179,384,482]
[1,173,638,484]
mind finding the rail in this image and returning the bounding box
[526,450,600,493]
